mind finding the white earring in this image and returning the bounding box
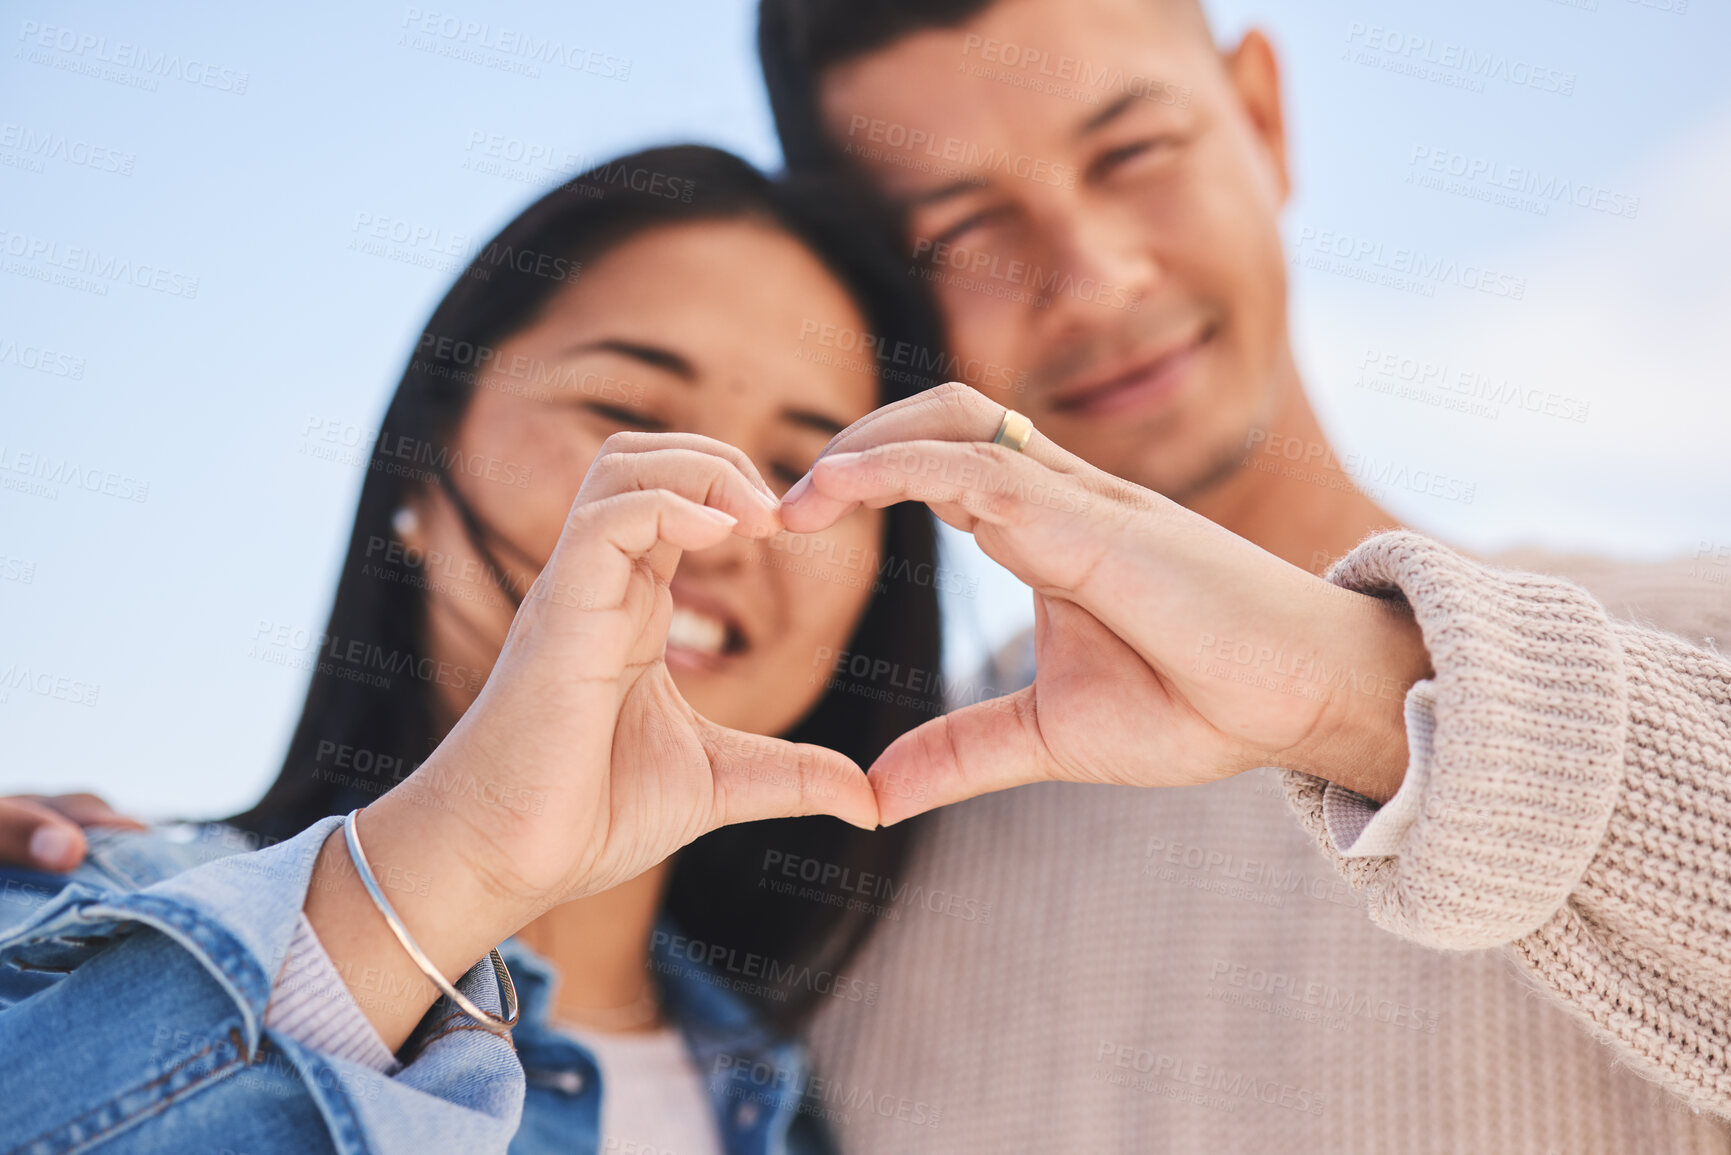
[392,507,420,537]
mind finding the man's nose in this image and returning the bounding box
[1031,198,1160,332]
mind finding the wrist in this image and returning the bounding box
[1279,589,1432,803]
[396,722,583,915]
[300,787,543,1050]
[357,784,547,957]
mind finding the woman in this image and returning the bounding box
[0,145,945,1154]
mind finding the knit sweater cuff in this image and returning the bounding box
[1280,530,1628,950]
[1321,679,1437,858]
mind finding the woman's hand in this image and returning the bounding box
[425,430,877,904]
[305,433,878,1048]
[781,384,1432,825]
[0,793,147,871]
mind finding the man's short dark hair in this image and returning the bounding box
[760,0,1212,175]
[759,0,995,173]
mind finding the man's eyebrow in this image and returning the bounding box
[558,338,695,381]
[897,94,1143,205]
[1076,92,1139,139]
[898,177,989,210]
[781,408,847,437]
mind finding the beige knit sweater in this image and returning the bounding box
[806,531,1731,1153]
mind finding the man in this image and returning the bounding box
[764,0,1383,573]
[759,0,1731,1150]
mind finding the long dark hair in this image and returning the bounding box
[229,145,948,1034]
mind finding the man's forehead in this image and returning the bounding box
[819,0,1206,194]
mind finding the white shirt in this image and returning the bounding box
[559,1023,723,1155]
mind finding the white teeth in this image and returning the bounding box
[667,606,728,656]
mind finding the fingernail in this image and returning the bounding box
[782,474,811,506]
[700,506,738,526]
[29,825,77,870]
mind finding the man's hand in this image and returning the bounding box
[0,793,148,872]
[782,383,1433,824]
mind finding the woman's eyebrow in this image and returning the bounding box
[558,338,695,381]
[782,408,847,436]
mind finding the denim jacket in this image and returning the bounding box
[0,816,837,1155]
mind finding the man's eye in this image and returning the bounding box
[929,206,1009,250]
[582,402,665,431]
[1089,137,1176,181]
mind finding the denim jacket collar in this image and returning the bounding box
[500,917,817,1155]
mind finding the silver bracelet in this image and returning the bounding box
[341,808,520,1036]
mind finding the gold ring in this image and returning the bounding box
[991,408,1034,453]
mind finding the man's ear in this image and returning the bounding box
[1223,29,1290,205]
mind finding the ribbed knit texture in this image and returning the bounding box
[1287,531,1731,1116]
[807,532,1731,1153]
[265,913,403,1074]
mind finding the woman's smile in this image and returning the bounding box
[664,585,749,673]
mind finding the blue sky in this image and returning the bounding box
[4,0,1728,817]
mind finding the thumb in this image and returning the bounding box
[867,686,1054,825]
[702,724,880,832]
[0,798,90,872]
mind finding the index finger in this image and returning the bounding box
[781,382,1074,531]
[0,798,89,871]
[30,792,149,831]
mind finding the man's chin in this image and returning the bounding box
[1097,437,1248,506]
